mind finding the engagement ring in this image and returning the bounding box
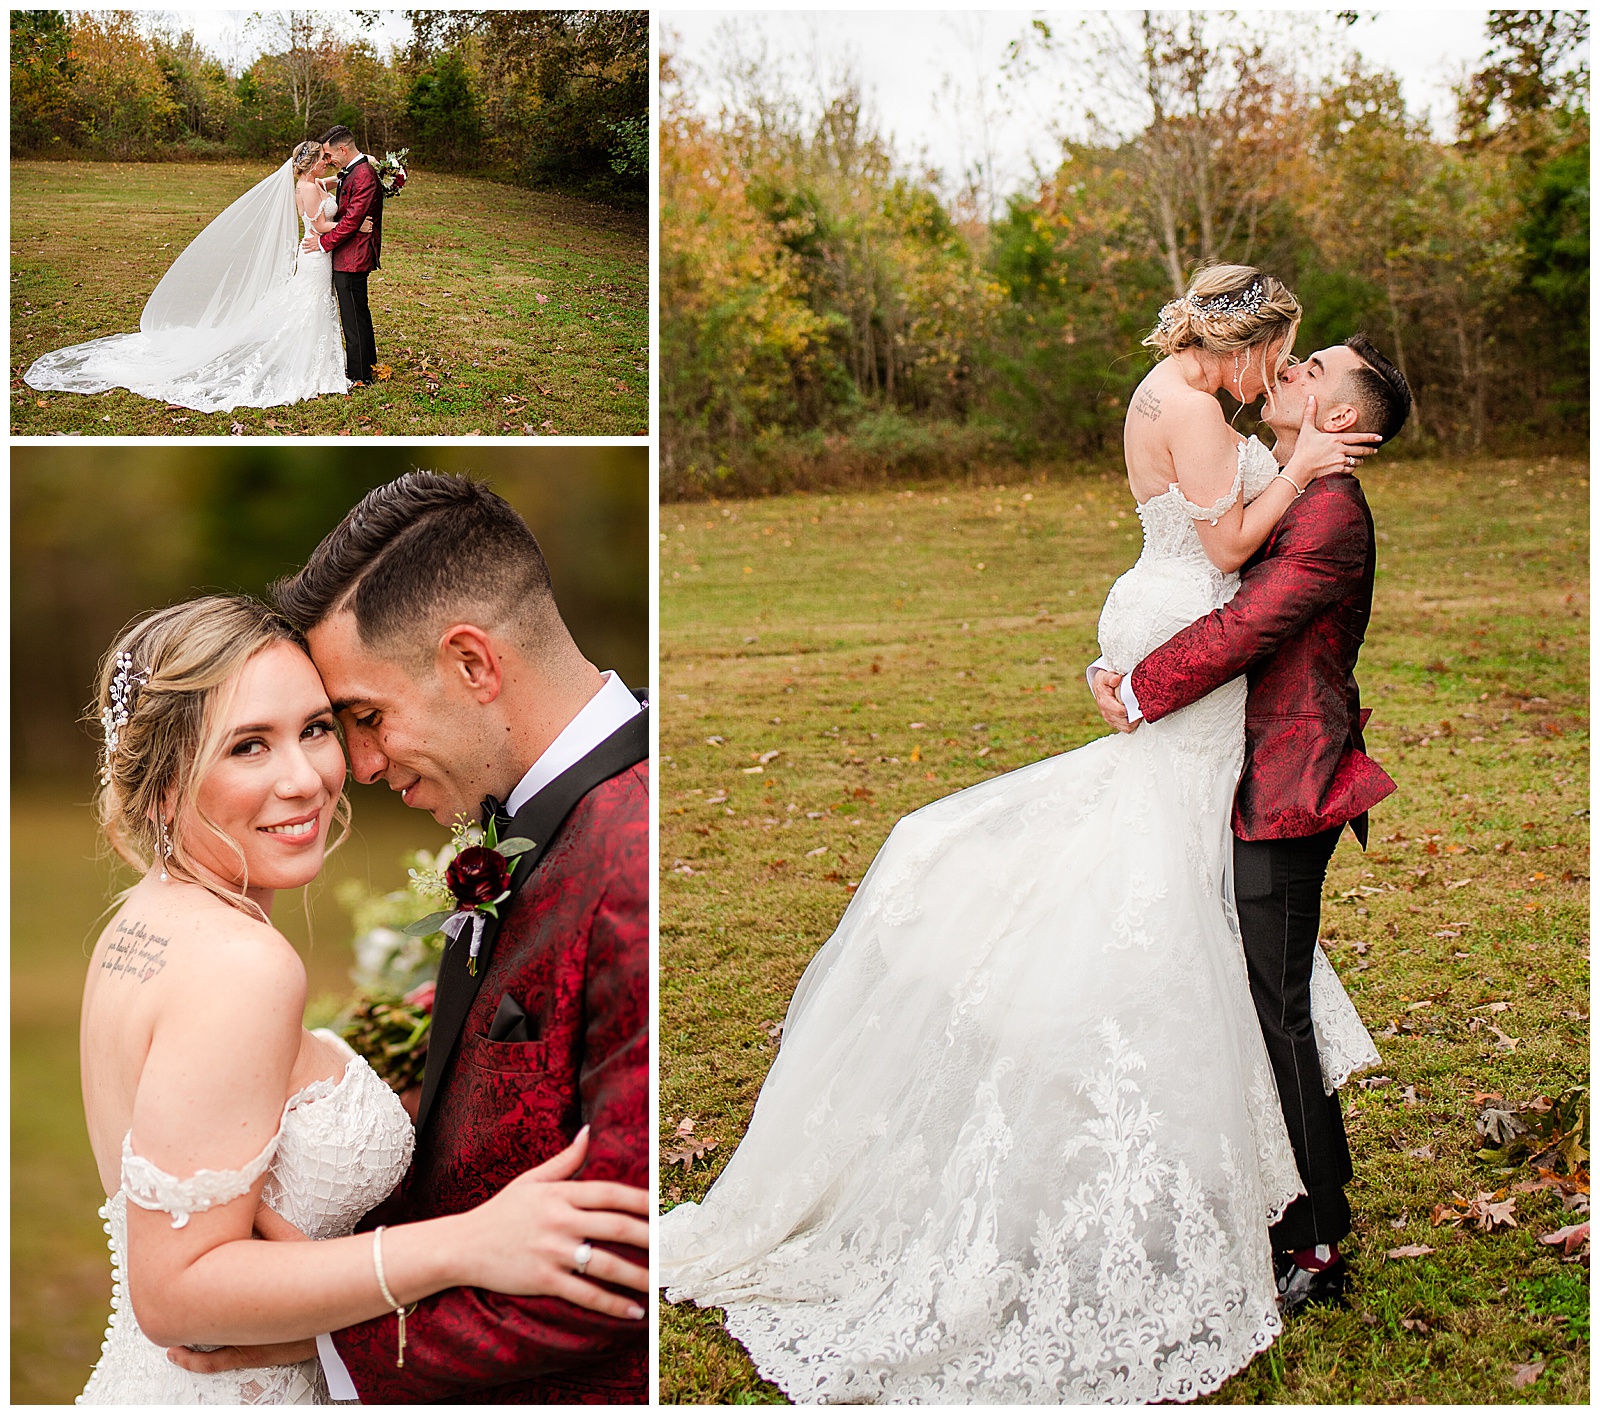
[573,1242,594,1275]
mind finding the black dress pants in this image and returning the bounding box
[332,269,377,383]
[1233,824,1354,1252]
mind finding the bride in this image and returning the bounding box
[77,596,648,1404]
[25,141,360,412]
[659,266,1381,1403]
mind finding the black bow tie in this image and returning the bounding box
[480,794,513,838]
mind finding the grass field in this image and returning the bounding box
[10,161,647,437]
[657,454,1590,1404]
[10,783,449,1404]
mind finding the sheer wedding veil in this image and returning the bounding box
[140,161,299,334]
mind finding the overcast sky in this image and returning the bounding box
[663,9,1526,208]
[140,9,412,73]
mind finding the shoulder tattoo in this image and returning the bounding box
[1132,390,1162,422]
[102,917,170,983]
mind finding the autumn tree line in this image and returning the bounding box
[10,9,647,203]
[662,12,1588,496]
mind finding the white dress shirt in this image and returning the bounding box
[505,670,643,815]
[317,670,643,1399]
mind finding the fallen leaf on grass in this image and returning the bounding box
[1387,1243,1436,1259]
[1510,1360,1546,1389]
[675,1116,696,1138]
[664,1137,718,1171]
[1401,1317,1431,1334]
[1432,1190,1518,1231]
[1488,1024,1521,1052]
[1539,1221,1589,1255]
[1511,1166,1589,1201]
[1477,1087,1589,1171]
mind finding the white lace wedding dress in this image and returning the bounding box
[660,438,1379,1404]
[78,1031,413,1405]
[25,194,348,413]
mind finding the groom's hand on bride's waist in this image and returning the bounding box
[1089,668,1140,734]
[166,1338,317,1373]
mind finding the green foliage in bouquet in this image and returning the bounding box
[335,840,456,1090]
[342,993,433,1093]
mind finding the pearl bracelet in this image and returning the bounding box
[373,1226,410,1368]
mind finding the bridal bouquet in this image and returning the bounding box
[373,148,409,199]
[336,834,456,1090]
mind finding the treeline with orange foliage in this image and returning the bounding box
[10,9,647,201]
[662,13,1588,496]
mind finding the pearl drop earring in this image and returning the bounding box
[158,817,171,881]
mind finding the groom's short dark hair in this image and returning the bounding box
[320,125,355,148]
[1341,333,1412,444]
[273,473,560,663]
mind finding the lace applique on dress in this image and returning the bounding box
[1310,946,1383,1092]
[121,1129,281,1230]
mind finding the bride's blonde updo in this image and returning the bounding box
[1143,264,1301,368]
[90,595,349,914]
[291,140,323,180]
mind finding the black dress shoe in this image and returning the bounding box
[1275,1253,1350,1315]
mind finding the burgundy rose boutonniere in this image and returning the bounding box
[402,817,534,975]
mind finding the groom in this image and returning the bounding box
[1090,334,1412,1313]
[178,473,648,1400]
[301,125,401,387]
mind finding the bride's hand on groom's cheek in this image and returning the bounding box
[166,1338,317,1373]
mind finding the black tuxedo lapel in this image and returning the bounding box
[414,706,649,1134]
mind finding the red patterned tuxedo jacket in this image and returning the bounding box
[330,762,648,1403]
[1129,471,1395,844]
[316,156,400,272]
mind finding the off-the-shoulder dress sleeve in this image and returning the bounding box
[121,1125,282,1230]
[1167,440,1248,525]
